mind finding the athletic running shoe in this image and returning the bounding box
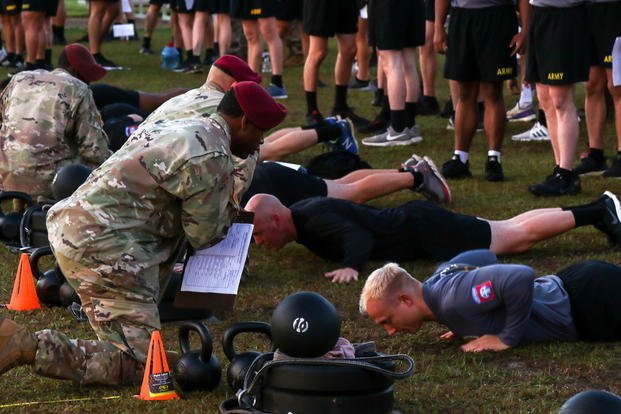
[94,53,119,70]
[306,109,324,126]
[484,155,504,182]
[446,115,483,132]
[412,157,452,203]
[417,96,440,116]
[348,77,375,91]
[185,63,204,74]
[528,170,581,196]
[399,153,424,171]
[330,118,358,155]
[594,191,621,248]
[371,89,384,107]
[331,106,370,130]
[139,46,154,55]
[573,153,607,176]
[440,99,454,118]
[357,113,388,133]
[603,154,621,178]
[506,101,536,122]
[441,155,472,179]
[511,122,550,142]
[266,84,288,99]
[361,126,423,147]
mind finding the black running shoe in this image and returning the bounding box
[441,155,472,179]
[573,153,607,176]
[417,95,440,116]
[306,109,324,126]
[331,106,370,130]
[484,156,504,182]
[357,113,389,134]
[603,154,621,178]
[594,191,621,248]
[528,170,581,196]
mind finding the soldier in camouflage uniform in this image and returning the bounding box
[0,43,110,201]
[0,81,287,386]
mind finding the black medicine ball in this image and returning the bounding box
[558,390,621,414]
[51,164,92,201]
[270,291,341,358]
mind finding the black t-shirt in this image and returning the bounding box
[290,197,491,271]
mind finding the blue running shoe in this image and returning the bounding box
[266,84,288,99]
[331,118,358,155]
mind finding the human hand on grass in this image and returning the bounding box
[325,268,359,284]
[460,334,510,352]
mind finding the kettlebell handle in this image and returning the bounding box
[29,246,54,280]
[178,320,214,362]
[222,322,272,361]
[0,191,34,216]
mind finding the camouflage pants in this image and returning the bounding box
[34,253,166,386]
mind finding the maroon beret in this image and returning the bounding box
[65,43,107,83]
[233,81,287,130]
[213,54,262,84]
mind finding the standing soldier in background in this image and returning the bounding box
[0,43,110,203]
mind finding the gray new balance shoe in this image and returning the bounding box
[412,157,452,203]
[362,126,423,147]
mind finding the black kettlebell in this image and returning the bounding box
[0,191,33,243]
[59,280,80,306]
[222,321,272,392]
[31,247,63,306]
[173,321,221,392]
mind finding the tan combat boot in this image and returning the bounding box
[0,316,37,375]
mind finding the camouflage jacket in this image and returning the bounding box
[0,68,111,198]
[47,114,239,270]
[143,82,257,202]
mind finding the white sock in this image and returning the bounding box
[488,150,501,162]
[519,84,533,107]
[454,150,469,164]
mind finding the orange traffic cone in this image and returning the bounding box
[138,330,179,401]
[7,253,41,311]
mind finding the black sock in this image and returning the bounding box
[588,148,605,162]
[213,42,220,55]
[390,110,406,132]
[538,109,547,127]
[271,74,283,88]
[305,91,318,114]
[186,50,193,61]
[93,52,103,59]
[562,200,604,227]
[314,124,342,142]
[35,60,46,69]
[176,47,183,58]
[379,96,391,119]
[6,52,15,61]
[334,85,348,110]
[25,61,36,70]
[557,167,574,180]
[143,36,151,49]
[407,169,424,189]
[355,76,368,84]
[376,88,385,100]
[52,25,65,40]
[405,102,417,127]
[45,49,52,65]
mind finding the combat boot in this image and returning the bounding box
[0,316,37,375]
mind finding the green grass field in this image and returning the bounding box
[1,27,620,414]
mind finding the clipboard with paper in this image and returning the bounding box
[174,211,254,311]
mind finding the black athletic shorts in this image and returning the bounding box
[210,0,230,13]
[368,0,425,50]
[401,201,491,261]
[90,84,140,111]
[557,260,621,342]
[149,0,170,4]
[303,0,358,37]
[22,0,58,15]
[425,0,434,22]
[587,1,621,68]
[525,5,589,85]
[275,0,302,21]
[444,5,518,82]
[241,162,328,207]
[230,0,276,19]
[170,0,194,13]
[194,0,211,12]
[1,0,21,14]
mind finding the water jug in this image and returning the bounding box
[161,43,180,70]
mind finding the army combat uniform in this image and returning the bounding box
[0,68,111,199]
[43,114,239,385]
[144,81,258,200]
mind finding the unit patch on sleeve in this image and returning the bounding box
[472,280,495,304]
